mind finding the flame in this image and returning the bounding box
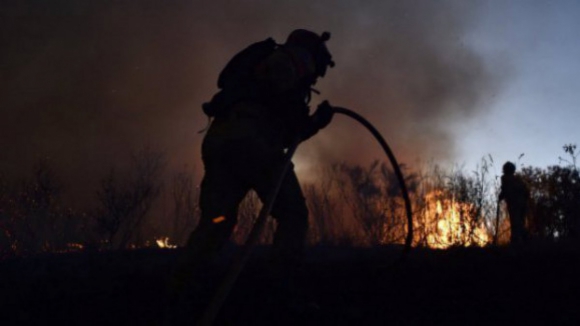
[67,243,84,250]
[420,191,490,249]
[52,243,85,254]
[155,237,177,249]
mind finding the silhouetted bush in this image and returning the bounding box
[93,147,165,249]
[521,165,580,240]
[3,144,580,257]
[0,160,88,257]
[169,167,200,246]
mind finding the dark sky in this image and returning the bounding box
[1,1,496,206]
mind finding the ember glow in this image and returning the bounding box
[419,190,490,249]
[51,243,85,254]
[155,237,177,249]
[66,243,85,251]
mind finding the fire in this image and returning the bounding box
[420,190,490,249]
[52,243,85,254]
[155,237,177,249]
[67,243,84,250]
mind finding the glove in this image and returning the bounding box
[299,100,334,141]
[311,100,334,130]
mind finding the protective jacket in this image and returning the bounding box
[208,44,321,148]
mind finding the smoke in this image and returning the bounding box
[0,1,496,205]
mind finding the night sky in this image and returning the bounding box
[2,1,577,206]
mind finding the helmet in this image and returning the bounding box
[285,29,335,77]
[503,161,516,175]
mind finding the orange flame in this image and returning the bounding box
[155,237,177,249]
[420,191,490,249]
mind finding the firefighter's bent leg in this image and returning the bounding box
[169,170,246,294]
[257,167,309,267]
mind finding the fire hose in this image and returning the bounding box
[198,106,414,326]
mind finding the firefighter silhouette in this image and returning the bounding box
[499,161,530,244]
[169,29,335,293]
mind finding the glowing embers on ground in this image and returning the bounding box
[52,242,85,253]
[420,190,490,249]
[155,237,177,249]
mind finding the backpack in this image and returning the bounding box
[202,38,278,118]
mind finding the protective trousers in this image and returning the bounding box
[170,115,309,291]
[508,203,527,244]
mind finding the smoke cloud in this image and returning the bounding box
[0,1,496,205]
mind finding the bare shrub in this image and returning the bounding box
[232,190,277,245]
[169,168,199,245]
[304,165,356,245]
[329,161,412,246]
[94,147,165,249]
[0,160,89,256]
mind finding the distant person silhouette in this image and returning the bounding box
[169,29,335,295]
[499,161,530,244]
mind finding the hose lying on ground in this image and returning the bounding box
[198,106,413,326]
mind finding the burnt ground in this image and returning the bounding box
[1,242,579,326]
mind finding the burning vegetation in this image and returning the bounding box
[420,190,489,249]
[302,160,497,249]
[1,145,580,257]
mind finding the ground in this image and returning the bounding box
[1,242,579,325]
